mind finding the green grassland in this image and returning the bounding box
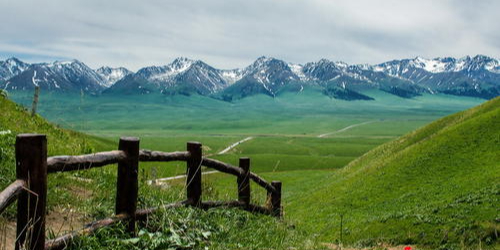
[208,97,500,249]
[9,89,480,136]
[8,89,482,178]
[2,89,495,249]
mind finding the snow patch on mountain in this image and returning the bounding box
[288,63,306,81]
[149,57,196,81]
[31,71,39,87]
[413,57,450,73]
[96,66,132,87]
[219,69,244,84]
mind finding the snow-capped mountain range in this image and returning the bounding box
[1,55,499,100]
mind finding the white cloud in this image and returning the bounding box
[0,0,498,71]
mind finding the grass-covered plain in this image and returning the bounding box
[3,89,495,249]
[8,89,482,178]
[208,97,500,249]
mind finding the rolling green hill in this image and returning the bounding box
[0,93,322,250]
[0,93,115,213]
[283,97,499,248]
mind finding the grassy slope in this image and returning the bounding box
[0,95,114,189]
[0,95,321,249]
[285,97,499,248]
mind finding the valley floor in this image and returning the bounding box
[2,91,495,249]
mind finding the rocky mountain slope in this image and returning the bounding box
[1,55,498,100]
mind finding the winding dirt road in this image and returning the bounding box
[317,121,376,138]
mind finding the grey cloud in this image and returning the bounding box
[0,0,498,71]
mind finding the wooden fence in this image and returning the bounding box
[0,134,282,250]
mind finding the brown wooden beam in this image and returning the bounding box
[15,134,47,250]
[201,157,243,176]
[47,150,126,173]
[139,150,190,162]
[0,179,26,214]
[115,137,139,234]
[186,142,202,206]
[270,181,282,218]
[249,172,277,194]
[237,157,251,206]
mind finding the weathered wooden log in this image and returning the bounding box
[115,137,139,234]
[237,157,251,205]
[139,150,190,162]
[45,213,129,250]
[46,202,186,250]
[270,181,282,217]
[44,199,273,250]
[201,158,243,176]
[15,134,47,250]
[0,180,26,214]
[249,172,277,194]
[47,150,126,173]
[186,142,202,206]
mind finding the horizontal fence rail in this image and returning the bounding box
[139,150,190,162]
[47,150,127,173]
[0,180,26,214]
[0,134,282,250]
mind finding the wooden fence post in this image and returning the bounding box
[31,86,39,117]
[186,142,202,206]
[237,157,251,206]
[15,134,47,250]
[115,137,139,234]
[270,181,282,217]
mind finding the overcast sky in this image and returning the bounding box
[0,0,498,71]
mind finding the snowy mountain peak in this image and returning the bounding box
[255,55,272,62]
[251,56,279,68]
[136,58,197,82]
[5,57,24,66]
[0,57,30,80]
[171,57,196,70]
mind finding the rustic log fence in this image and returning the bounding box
[0,134,282,250]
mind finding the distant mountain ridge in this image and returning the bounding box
[4,60,106,93]
[1,55,499,100]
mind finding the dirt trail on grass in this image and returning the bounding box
[147,170,219,185]
[318,121,376,138]
[218,136,253,154]
[1,210,86,250]
[146,137,253,186]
